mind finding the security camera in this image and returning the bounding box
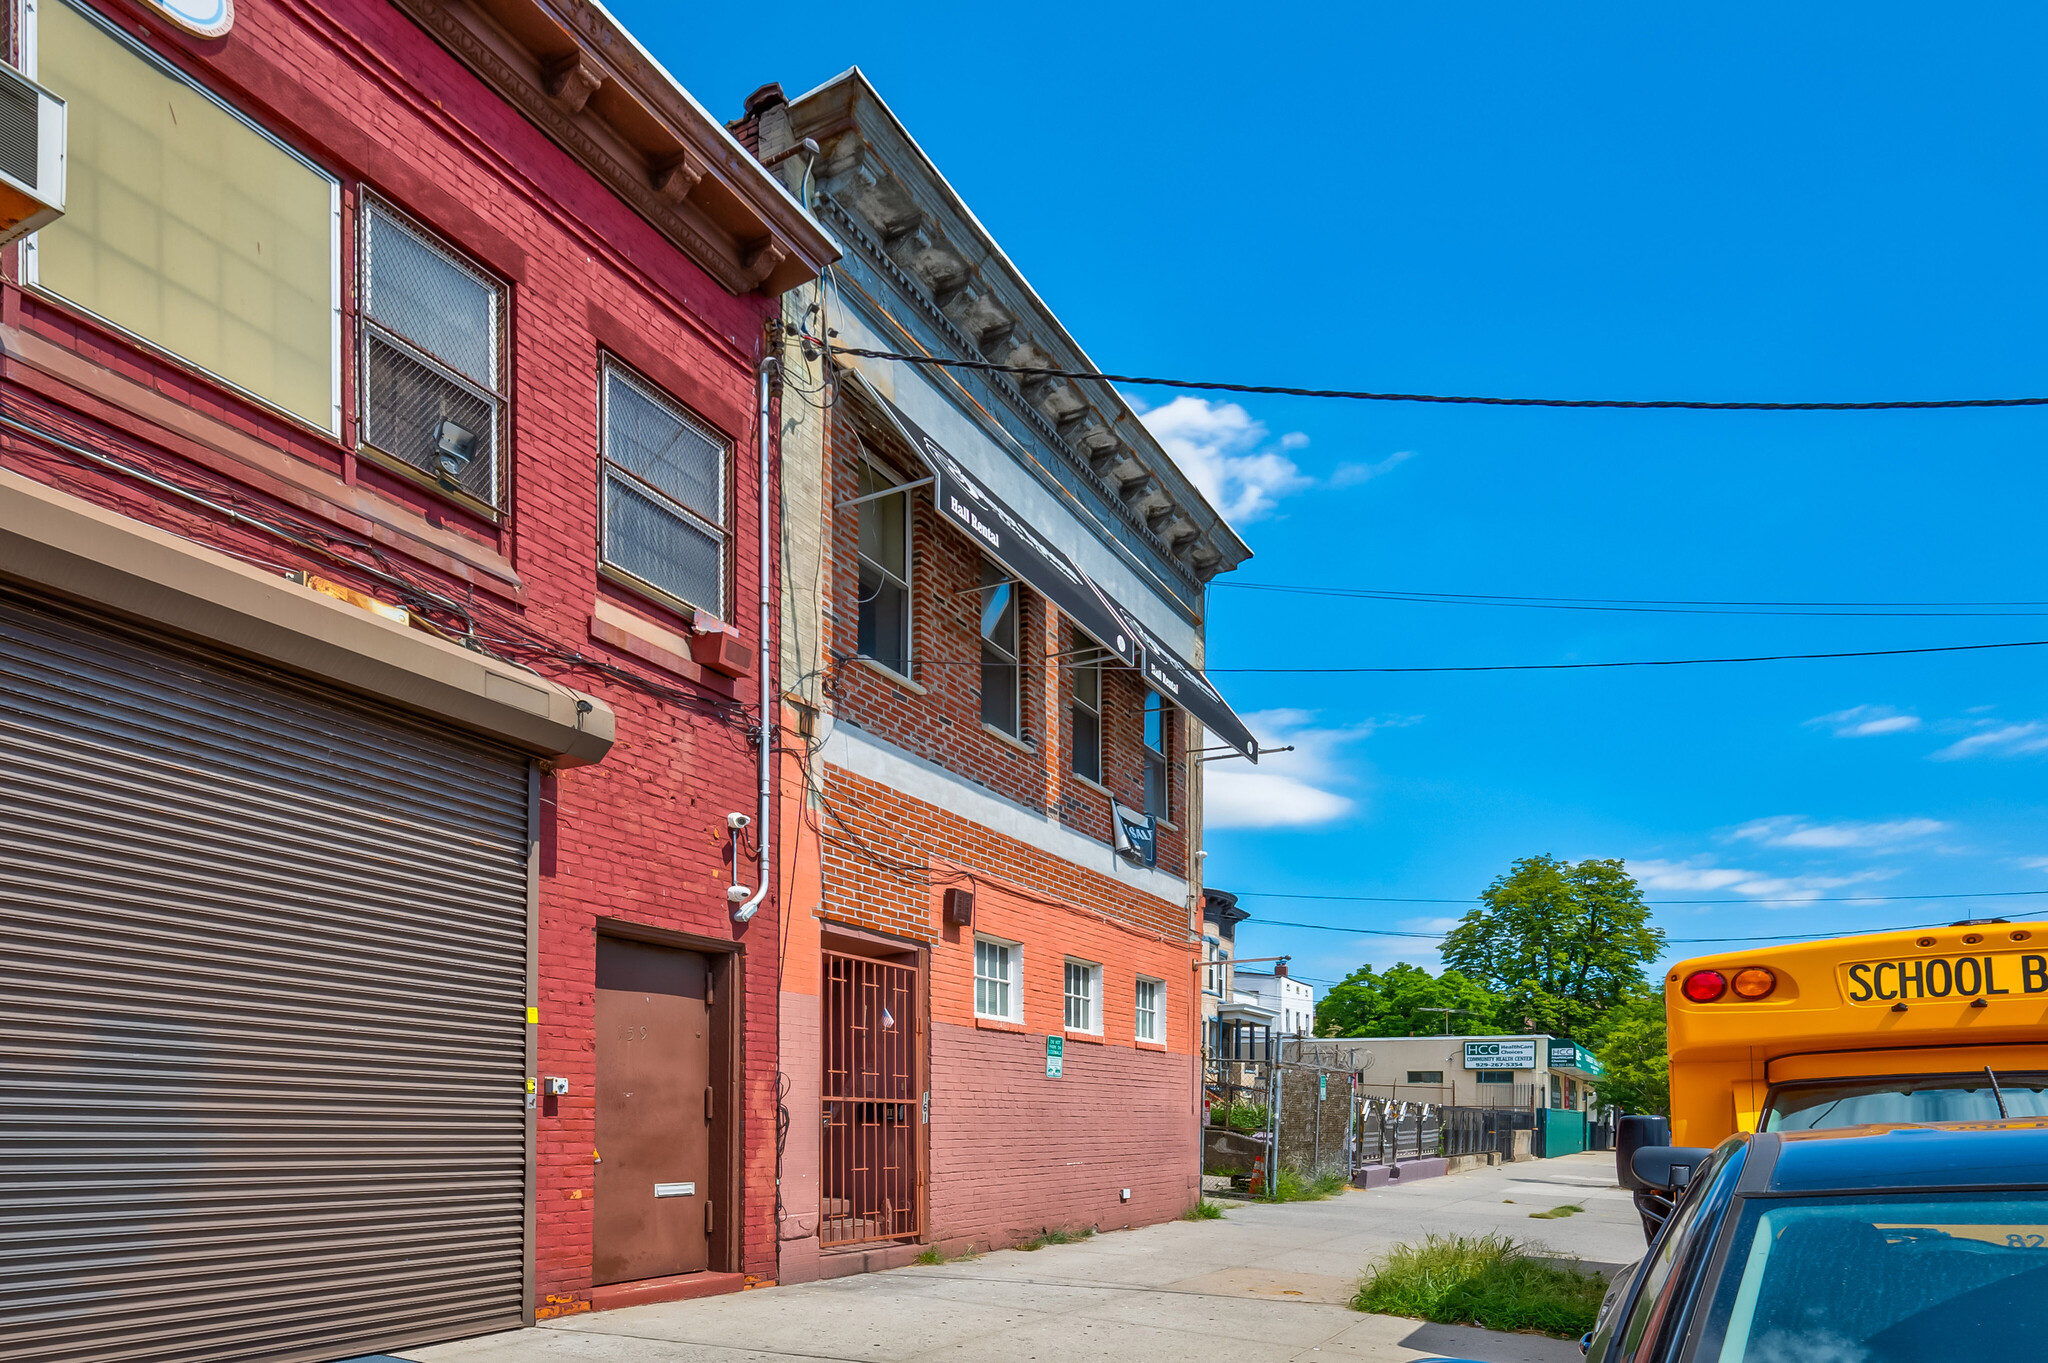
[432,420,477,483]
[727,812,752,831]
[727,884,751,903]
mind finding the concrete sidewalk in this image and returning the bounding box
[399,1153,1639,1363]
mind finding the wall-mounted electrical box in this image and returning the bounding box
[943,887,974,927]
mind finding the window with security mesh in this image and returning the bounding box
[600,360,730,616]
[359,198,504,506]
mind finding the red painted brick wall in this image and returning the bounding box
[0,0,783,1311]
[928,1025,1199,1247]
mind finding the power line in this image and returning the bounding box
[839,637,2048,674]
[1243,916,1988,946]
[1201,638,2048,673]
[823,342,2048,412]
[1232,887,2048,906]
[1214,582,2048,620]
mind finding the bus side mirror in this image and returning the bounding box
[1615,1114,1671,1190]
[1632,1145,1713,1192]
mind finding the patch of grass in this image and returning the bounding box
[1016,1225,1095,1251]
[1271,1167,1351,1202]
[1211,1101,1270,1133]
[1182,1199,1226,1221]
[913,1248,943,1265]
[1352,1234,1605,1339]
[1527,1204,1585,1220]
[915,1244,981,1265]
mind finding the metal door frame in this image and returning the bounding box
[593,922,744,1275]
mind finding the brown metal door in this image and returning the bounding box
[595,937,713,1283]
[820,951,921,1246]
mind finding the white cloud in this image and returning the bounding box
[1204,708,1415,829]
[1932,721,2048,762]
[1730,816,1947,850]
[1629,857,1892,904]
[2015,857,2048,873]
[1329,450,1415,488]
[1806,705,1922,738]
[1135,396,1311,524]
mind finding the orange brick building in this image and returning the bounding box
[737,73,1259,1280]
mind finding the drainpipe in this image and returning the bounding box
[732,353,777,925]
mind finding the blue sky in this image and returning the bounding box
[621,3,2048,1000]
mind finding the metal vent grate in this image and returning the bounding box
[0,66,39,189]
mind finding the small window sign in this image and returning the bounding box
[142,0,234,38]
[1045,1034,1064,1078]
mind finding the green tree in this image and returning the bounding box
[1313,963,1503,1037]
[1588,993,1669,1116]
[1440,855,1665,1041]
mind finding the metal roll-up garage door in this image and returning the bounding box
[0,592,532,1363]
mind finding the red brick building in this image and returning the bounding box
[740,74,1259,1280]
[0,2,830,1358]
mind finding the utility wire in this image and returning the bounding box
[1200,638,2048,673]
[1244,916,1995,946]
[822,342,2048,412]
[1214,582,2048,620]
[1233,887,2048,907]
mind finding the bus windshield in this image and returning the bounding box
[1763,1075,2048,1131]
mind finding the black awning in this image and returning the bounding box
[1108,603,1260,764]
[864,383,1258,764]
[876,395,1142,669]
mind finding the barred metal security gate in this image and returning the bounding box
[820,952,921,1247]
[0,595,531,1363]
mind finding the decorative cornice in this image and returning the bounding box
[387,0,835,297]
[819,194,1207,603]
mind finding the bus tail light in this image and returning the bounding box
[1731,967,1777,1000]
[1682,970,1728,1003]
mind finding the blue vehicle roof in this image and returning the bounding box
[1767,1120,2048,1192]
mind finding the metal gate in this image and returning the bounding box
[0,594,531,1363]
[819,951,920,1247]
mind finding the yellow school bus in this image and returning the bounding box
[1665,918,2048,1145]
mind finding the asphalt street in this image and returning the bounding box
[390,1152,1640,1363]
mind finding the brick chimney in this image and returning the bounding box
[1273,963,1288,978]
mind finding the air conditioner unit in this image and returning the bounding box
[0,63,64,247]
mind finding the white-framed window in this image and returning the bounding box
[1143,692,1171,819]
[598,358,730,614]
[974,935,1020,1021]
[25,0,343,434]
[1135,977,1162,1042]
[1063,958,1100,1033]
[359,197,509,509]
[1203,942,1224,996]
[1070,627,1101,783]
[856,457,911,675]
[979,560,1021,736]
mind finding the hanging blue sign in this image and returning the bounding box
[1111,801,1157,868]
[142,0,234,38]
